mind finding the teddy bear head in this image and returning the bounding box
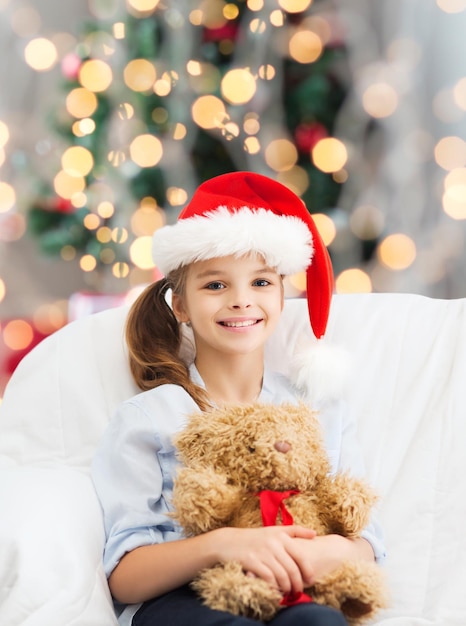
[175,402,331,492]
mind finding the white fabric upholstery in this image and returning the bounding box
[1,293,465,625]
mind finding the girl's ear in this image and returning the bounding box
[172,293,189,323]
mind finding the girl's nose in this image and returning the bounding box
[230,288,252,309]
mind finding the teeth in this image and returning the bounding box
[223,320,257,327]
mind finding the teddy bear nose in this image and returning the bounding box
[274,441,291,454]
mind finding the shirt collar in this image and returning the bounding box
[189,362,273,403]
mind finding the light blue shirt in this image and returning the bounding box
[91,364,386,624]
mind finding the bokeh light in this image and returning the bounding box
[0,121,10,148]
[289,30,322,64]
[24,37,57,71]
[112,262,130,278]
[248,0,264,11]
[434,136,466,170]
[118,102,135,120]
[270,10,285,27]
[277,166,309,196]
[80,254,98,272]
[378,234,417,270]
[265,139,298,171]
[62,146,94,177]
[288,271,306,292]
[258,64,276,80]
[443,168,466,219]
[83,213,100,230]
[131,204,165,235]
[336,268,372,293]
[0,214,26,242]
[3,320,34,350]
[279,0,313,11]
[453,77,466,110]
[53,170,85,199]
[244,136,261,154]
[436,0,466,13]
[33,303,67,334]
[112,227,128,244]
[97,201,115,219]
[124,59,156,92]
[166,187,188,207]
[312,213,337,246]
[221,68,257,104]
[129,134,163,167]
[0,182,16,213]
[127,0,160,12]
[130,236,154,269]
[79,59,113,92]
[312,138,348,173]
[250,18,266,35]
[362,83,399,118]
[192,95,226,129]
[66,88,98,118]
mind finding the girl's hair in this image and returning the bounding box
[125,267,211,411]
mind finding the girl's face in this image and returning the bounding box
[172,253,284,360]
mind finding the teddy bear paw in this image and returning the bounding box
[310,561,388,624]
[192,561,283,621]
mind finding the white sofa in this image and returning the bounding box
[0,293,465,626]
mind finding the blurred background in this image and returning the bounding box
[1,0,466,396]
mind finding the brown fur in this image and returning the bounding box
[172,402,388,623]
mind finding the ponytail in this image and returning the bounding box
[125,275,211,410]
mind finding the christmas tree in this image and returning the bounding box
[26,0,351,288]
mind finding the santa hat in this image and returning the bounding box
[152,171,333,341]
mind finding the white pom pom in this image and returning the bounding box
[290,339,351,408]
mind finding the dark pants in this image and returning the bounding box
[133,584,348,626]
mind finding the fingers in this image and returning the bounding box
[248,548,304,595]
[214,526,316,595]
[240,526,315,594]
[285,525,317,540]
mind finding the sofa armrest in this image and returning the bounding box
[0,466,118,626]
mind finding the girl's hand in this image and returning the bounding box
[211,525,316,595]
[287,534,375,587]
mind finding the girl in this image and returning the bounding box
[92,171,386,626]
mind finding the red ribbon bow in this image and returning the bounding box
[256,489,313,607]
[258,489,299,526]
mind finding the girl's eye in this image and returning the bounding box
[206,281,225,290]
[253,279,271,287]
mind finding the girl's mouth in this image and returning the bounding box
[219,319,261,328]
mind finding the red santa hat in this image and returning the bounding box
[152,171,334,341]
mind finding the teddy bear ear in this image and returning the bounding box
[174,429,207,463]
[289,339,351,408]
[174,413,210,461]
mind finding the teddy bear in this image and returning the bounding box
[171,401,388,623]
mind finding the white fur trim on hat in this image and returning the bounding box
[152,206,313,276]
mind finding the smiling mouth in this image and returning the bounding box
[219,319,261,328]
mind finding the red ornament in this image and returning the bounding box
[53,197,75,214]
[294,122,328,154]
[203,22,238,43]
[61,52,82,80]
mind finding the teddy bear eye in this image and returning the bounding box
[247,445,256,453]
